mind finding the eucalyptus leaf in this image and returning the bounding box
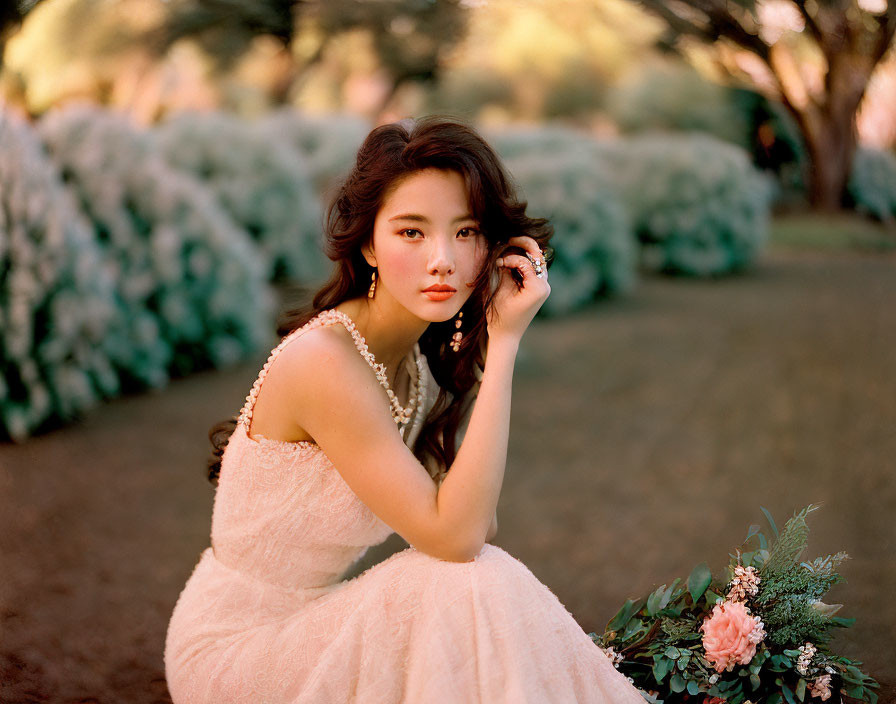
[687,562,712,602]
[660,578,681,610]
[647,585,666,616]
[652,657,673,683]
[607,598,638,631]
[705,589,725,606]
[670,674,687,693]
[782,683,797,704]
[621,618,645,640]
[750,674,762,691]
[795,677,807,701]
[687,680,700,695]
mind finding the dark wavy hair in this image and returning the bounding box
[207,115,552,485]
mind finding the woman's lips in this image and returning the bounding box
[423,290,456,301]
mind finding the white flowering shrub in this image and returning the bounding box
[491,126,773,277]
[155,111,325,283]
[38,104,274,386]
[0,111,120,441]
[488,127,636,315]
[257,109,371,200]
[598,133,774,275]
[847,147,896,223]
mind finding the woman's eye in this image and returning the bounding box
[401,229,423,239]
[457,227,480,238]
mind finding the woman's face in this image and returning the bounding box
[364,168,488,322]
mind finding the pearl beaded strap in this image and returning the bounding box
[238,309,426,438]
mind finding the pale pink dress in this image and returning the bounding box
[164,309,647,703]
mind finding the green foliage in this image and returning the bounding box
[156,110,325,284]
[595,504,879,704]
[847,147,896,224]
[759,504,817,576]
[749,505,850,647]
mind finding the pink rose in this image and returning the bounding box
[704,697,728,704]
[699,600,761,673]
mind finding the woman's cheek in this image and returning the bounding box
[383,249,420,288]
[469,240,488,284]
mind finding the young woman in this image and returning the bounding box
[165,116,645,703]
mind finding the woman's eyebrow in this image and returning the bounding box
[388,213,476,223]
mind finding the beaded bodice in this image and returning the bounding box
[210,309,439,593]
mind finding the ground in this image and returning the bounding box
[2,236,894,702]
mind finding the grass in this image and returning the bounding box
[769,211,896,252]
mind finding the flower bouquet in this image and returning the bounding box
[590,504,879,704]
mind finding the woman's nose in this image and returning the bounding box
[427,238,455,275]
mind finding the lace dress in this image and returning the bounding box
[164,309,646,703]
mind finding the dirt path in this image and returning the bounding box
[2,245,894,703]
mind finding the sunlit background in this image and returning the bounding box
[1,0,894,701]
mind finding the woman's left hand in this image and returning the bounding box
[486,235,550,342]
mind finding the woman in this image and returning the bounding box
[165,116,645,703]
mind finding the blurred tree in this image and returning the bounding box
[309,0,467,113]
[154,0,300,72]
[0,0,45,68]
[150,0,300,105]
[627,0,896,211]
[155,0,467,111]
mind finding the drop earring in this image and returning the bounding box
[367,269,377,298]
[450,310,463,352]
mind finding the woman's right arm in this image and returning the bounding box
[277,328,471,562]
[433,334,518,558]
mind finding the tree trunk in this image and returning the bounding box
[788,49,874,212]
[801,106,858,212]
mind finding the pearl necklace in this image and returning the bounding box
[316,309,425,432]
[238,309,425,437]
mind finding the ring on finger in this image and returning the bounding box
[526,252,547,279]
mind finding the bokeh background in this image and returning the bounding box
[1,0,894,701]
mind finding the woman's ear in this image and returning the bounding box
[361,242,377,268]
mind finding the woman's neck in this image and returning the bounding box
[336,297,429,386]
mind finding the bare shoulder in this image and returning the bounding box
[276,322,371,389]
[247,322,378,443]
[272,322,391,428]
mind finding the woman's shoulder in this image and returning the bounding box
[274,319,366,384]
